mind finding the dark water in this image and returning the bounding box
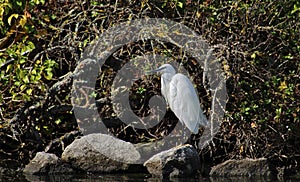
[1,173,300,182]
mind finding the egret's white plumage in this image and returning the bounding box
[148,64,207,133]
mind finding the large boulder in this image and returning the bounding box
[144,144,201,179]
[23,152,74,175]
[61,133,143,173]
[209,158,272,177]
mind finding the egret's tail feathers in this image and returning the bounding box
[183,120,199,134]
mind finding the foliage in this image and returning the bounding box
[0,0,58,117]
[0,0,299,174]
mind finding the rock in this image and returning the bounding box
[61,133,142,173]
[134,134,189,163]
[143,144,201,179]
[23,152,74,175]
[23,152,58,174]
[209,158,272,177]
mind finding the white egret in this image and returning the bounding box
[147,64,207,134]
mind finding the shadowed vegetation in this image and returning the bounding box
[0,0,299,176]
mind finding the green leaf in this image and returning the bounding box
[44,72,53,80]
[177,2,183,8]
[23,94,30,101]
[6,64,12,73]
[31,69,36,75]
[16,1,22,6]
[23,75,29,83]
[291,3,300,14]
[27,41,35,50]
[89,91,97,98]
[19,59,26,64]
[35,74,41,81]
[26,88,32,95]
[20,84,26,91]
[14,81,21,86]
[45,67,52,72]
[55,119,62,125]
[51,14,56,20]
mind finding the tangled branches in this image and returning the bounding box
[0,0,299,173]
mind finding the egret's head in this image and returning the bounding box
[146,64,176,75]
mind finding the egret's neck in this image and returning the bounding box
[161,72,174,103]
[162,72,174,84]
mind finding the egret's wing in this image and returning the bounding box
[169,74,207,133]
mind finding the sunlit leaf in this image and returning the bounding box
[44,72,53,80]
[23,93,30,101]
[177,2,183,8]
[23,75,29,83]
[55,119,62,125]
[19,59,26,64]
[8,14,18,25]
[5,64,12,73]
[26,88,32,95]
[19,15,27,27]
[279,81,287,91]
[251,122,257,128]
[14,81,20,86]
[31,69,36,75]
[20,84,26,91]
[0,7,4,17]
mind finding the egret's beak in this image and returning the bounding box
[145,67,164,75]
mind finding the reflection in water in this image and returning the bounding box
[25,173,149,181]
[2,173,299,182]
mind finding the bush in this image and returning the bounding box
[0,0,299,173]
